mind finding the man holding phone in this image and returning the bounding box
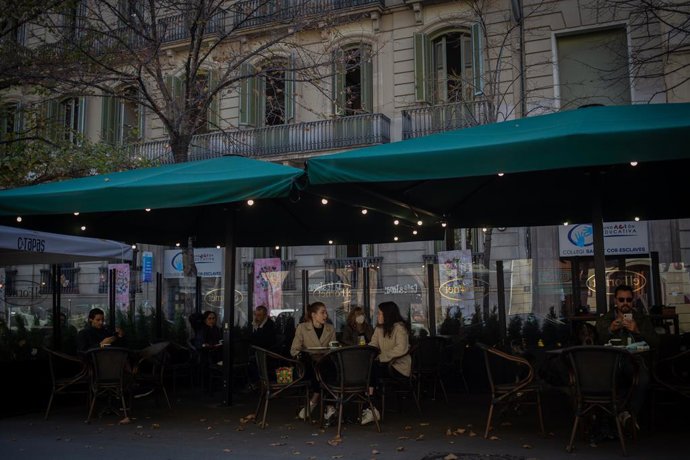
[596,285,658,348]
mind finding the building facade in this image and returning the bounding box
[2,1,689,341]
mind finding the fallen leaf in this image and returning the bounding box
[415,434,425,441]
[292,451,300,455]
[445,428,453,436]
[118,417,131,425]
[397,436,409,440]
[396,446,405,452]
[200,418,207,422]
[269,442,286,447]
[500,421,512,427]
[372,449,380,455]
[444,454,458,460]
[305,441,315,445]
[455,428,466,435]
[136,425,144,429]
[419,422,430,426]
[403,425,413,431]
[331,456,343,459]
[244,414,255,421]
[489,435,500,440]
[235,426,245,431]
[468,431,477,437]
[522,444,532,449]
[206,426,213,430]
[327,437,342,447]
[223,448,231,453]
[151,423,160,429]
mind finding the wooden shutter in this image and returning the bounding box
[100,96,119,144]
[285,53,295,123]
[239,63,257,126]
[207,69,220,131]
[332,48,346,116]
[471,23,484,96]
[360,45,373,113]
[414,33,432,103]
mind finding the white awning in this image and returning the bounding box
[0,225,132,265]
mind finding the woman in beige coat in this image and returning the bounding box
[364,301,411,424]
[290,301,336,420]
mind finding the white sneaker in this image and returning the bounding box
[360,407,380,425]
[324,405,336,421]
[298,401,317,420]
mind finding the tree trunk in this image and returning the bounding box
[169,134,192,163]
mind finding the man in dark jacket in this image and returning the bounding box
[250,305,276,350]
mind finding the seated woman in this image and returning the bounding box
[290,301,335,420]
[194,311,223,393]
[76,308,126,353]
[365,301,411,425]
[341,306,374,346]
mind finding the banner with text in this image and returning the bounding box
[163,248,223,278]
[253,258,285,312]
[108,264,130,312]
[558,221,649,257]
[437,250,475,318]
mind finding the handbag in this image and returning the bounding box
[275,366,294,384]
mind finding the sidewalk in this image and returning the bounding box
[1,388,688,460]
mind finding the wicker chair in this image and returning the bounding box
[85,347,131,422]
[43,347,89,419]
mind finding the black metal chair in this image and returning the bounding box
[43,347,89,419]
[165,341,197,394]
[378,345,421,421]
[651,348,690,426]
[562,345,638,455]
[413,336,449,402]
[85,347,131,422]
[316,345,381,438]
[132,341,171,408]
[252,345,311,428]
[477,343,545,439]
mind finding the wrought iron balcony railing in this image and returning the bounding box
[129,113,390,163]
[401,100,490,140]
[324,256,384,288]
[232,0,385,30]
[241,259,298,291]
[39,267,81,295]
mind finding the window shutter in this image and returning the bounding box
[239,63,257,126]
[332,48,346,116]
[285,53,295,123]
[101,96,114,144]
[164,75,184,114]
[45,100,60,141]
[471,23,484,96]
[256,73,266,127]
[414,33,432,103]
[207,69,220,131]
[77,97,86,136]
[360,45,373,113]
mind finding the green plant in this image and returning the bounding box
[522,313,541,347]
[507,315,524,346]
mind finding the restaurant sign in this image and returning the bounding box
[163,248,223,278]
[558,221,649,257]
[203,289,244,307]
[586,270,647,293]
[311,282,352,304]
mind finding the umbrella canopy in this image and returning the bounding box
[306,103,690,228]
[0,224,132,265]
[0,155,440,246]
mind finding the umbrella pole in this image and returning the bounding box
[222,210,237,407]
[591,177,607,315]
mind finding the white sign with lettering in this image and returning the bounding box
[558,221,649,257]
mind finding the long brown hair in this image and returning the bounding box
[303,301,326,323]
[377,301,406,337]
[346,306,366,329]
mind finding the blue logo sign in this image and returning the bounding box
[568,224,593,247]
[142,251,153,283]
[171,252,184,272]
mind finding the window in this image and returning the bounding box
[60,97,84,143]
[333,45,373,116]
[0,103,21,139]
[63,0,87,41]
[556,28,631,109]
[239,58,295,127]
[101,87,141,145]
[165,70,220,134]
[414,25,483,104]
[0,16,26,46]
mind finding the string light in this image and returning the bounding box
[630,161,638,167]
[393,219,399,225]
[73,212,80,216]
[394,236,399,241]
[441,221,447,228]
[634,216,640,222]
[145,208,151,212]
[80,226,86,231]
[247,199,255,206]
[321,198,328,205]
[16,216,22,222]
[361,209,368,215]
[498,172,504,177]
[417,220,423,226]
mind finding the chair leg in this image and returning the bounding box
[536,391,545,436]
[120,391,129,419]
[260,392,270,429]
[336,401,344,439]
[438,373,448,403]
[567,415,580,453]
[44,391,55,420]
[484,403,495,438]
[161,385,172,409]
[86,391,97,423]
[614,411,627,456]
[368,397,381,433]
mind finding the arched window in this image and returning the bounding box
[239,57,295,127]
[101,86,142,145]
[414,25,483,104]
[332,44,373,116]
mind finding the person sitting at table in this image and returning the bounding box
[341,306,374,346]
[365,301,412,425]
[250,305,277,350]
[290,301,335,421]
[76,308,126,353]
[194,311,222,393]
[595,284,658,432]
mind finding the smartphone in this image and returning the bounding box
[623,313,632,321]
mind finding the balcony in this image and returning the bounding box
[129,113,390,163]
[157,10,228,44]
[232,0,385,30]
[39,267,81,295]
[324,256,384,288]
[241,259,298,291]
[401,100,490,140]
